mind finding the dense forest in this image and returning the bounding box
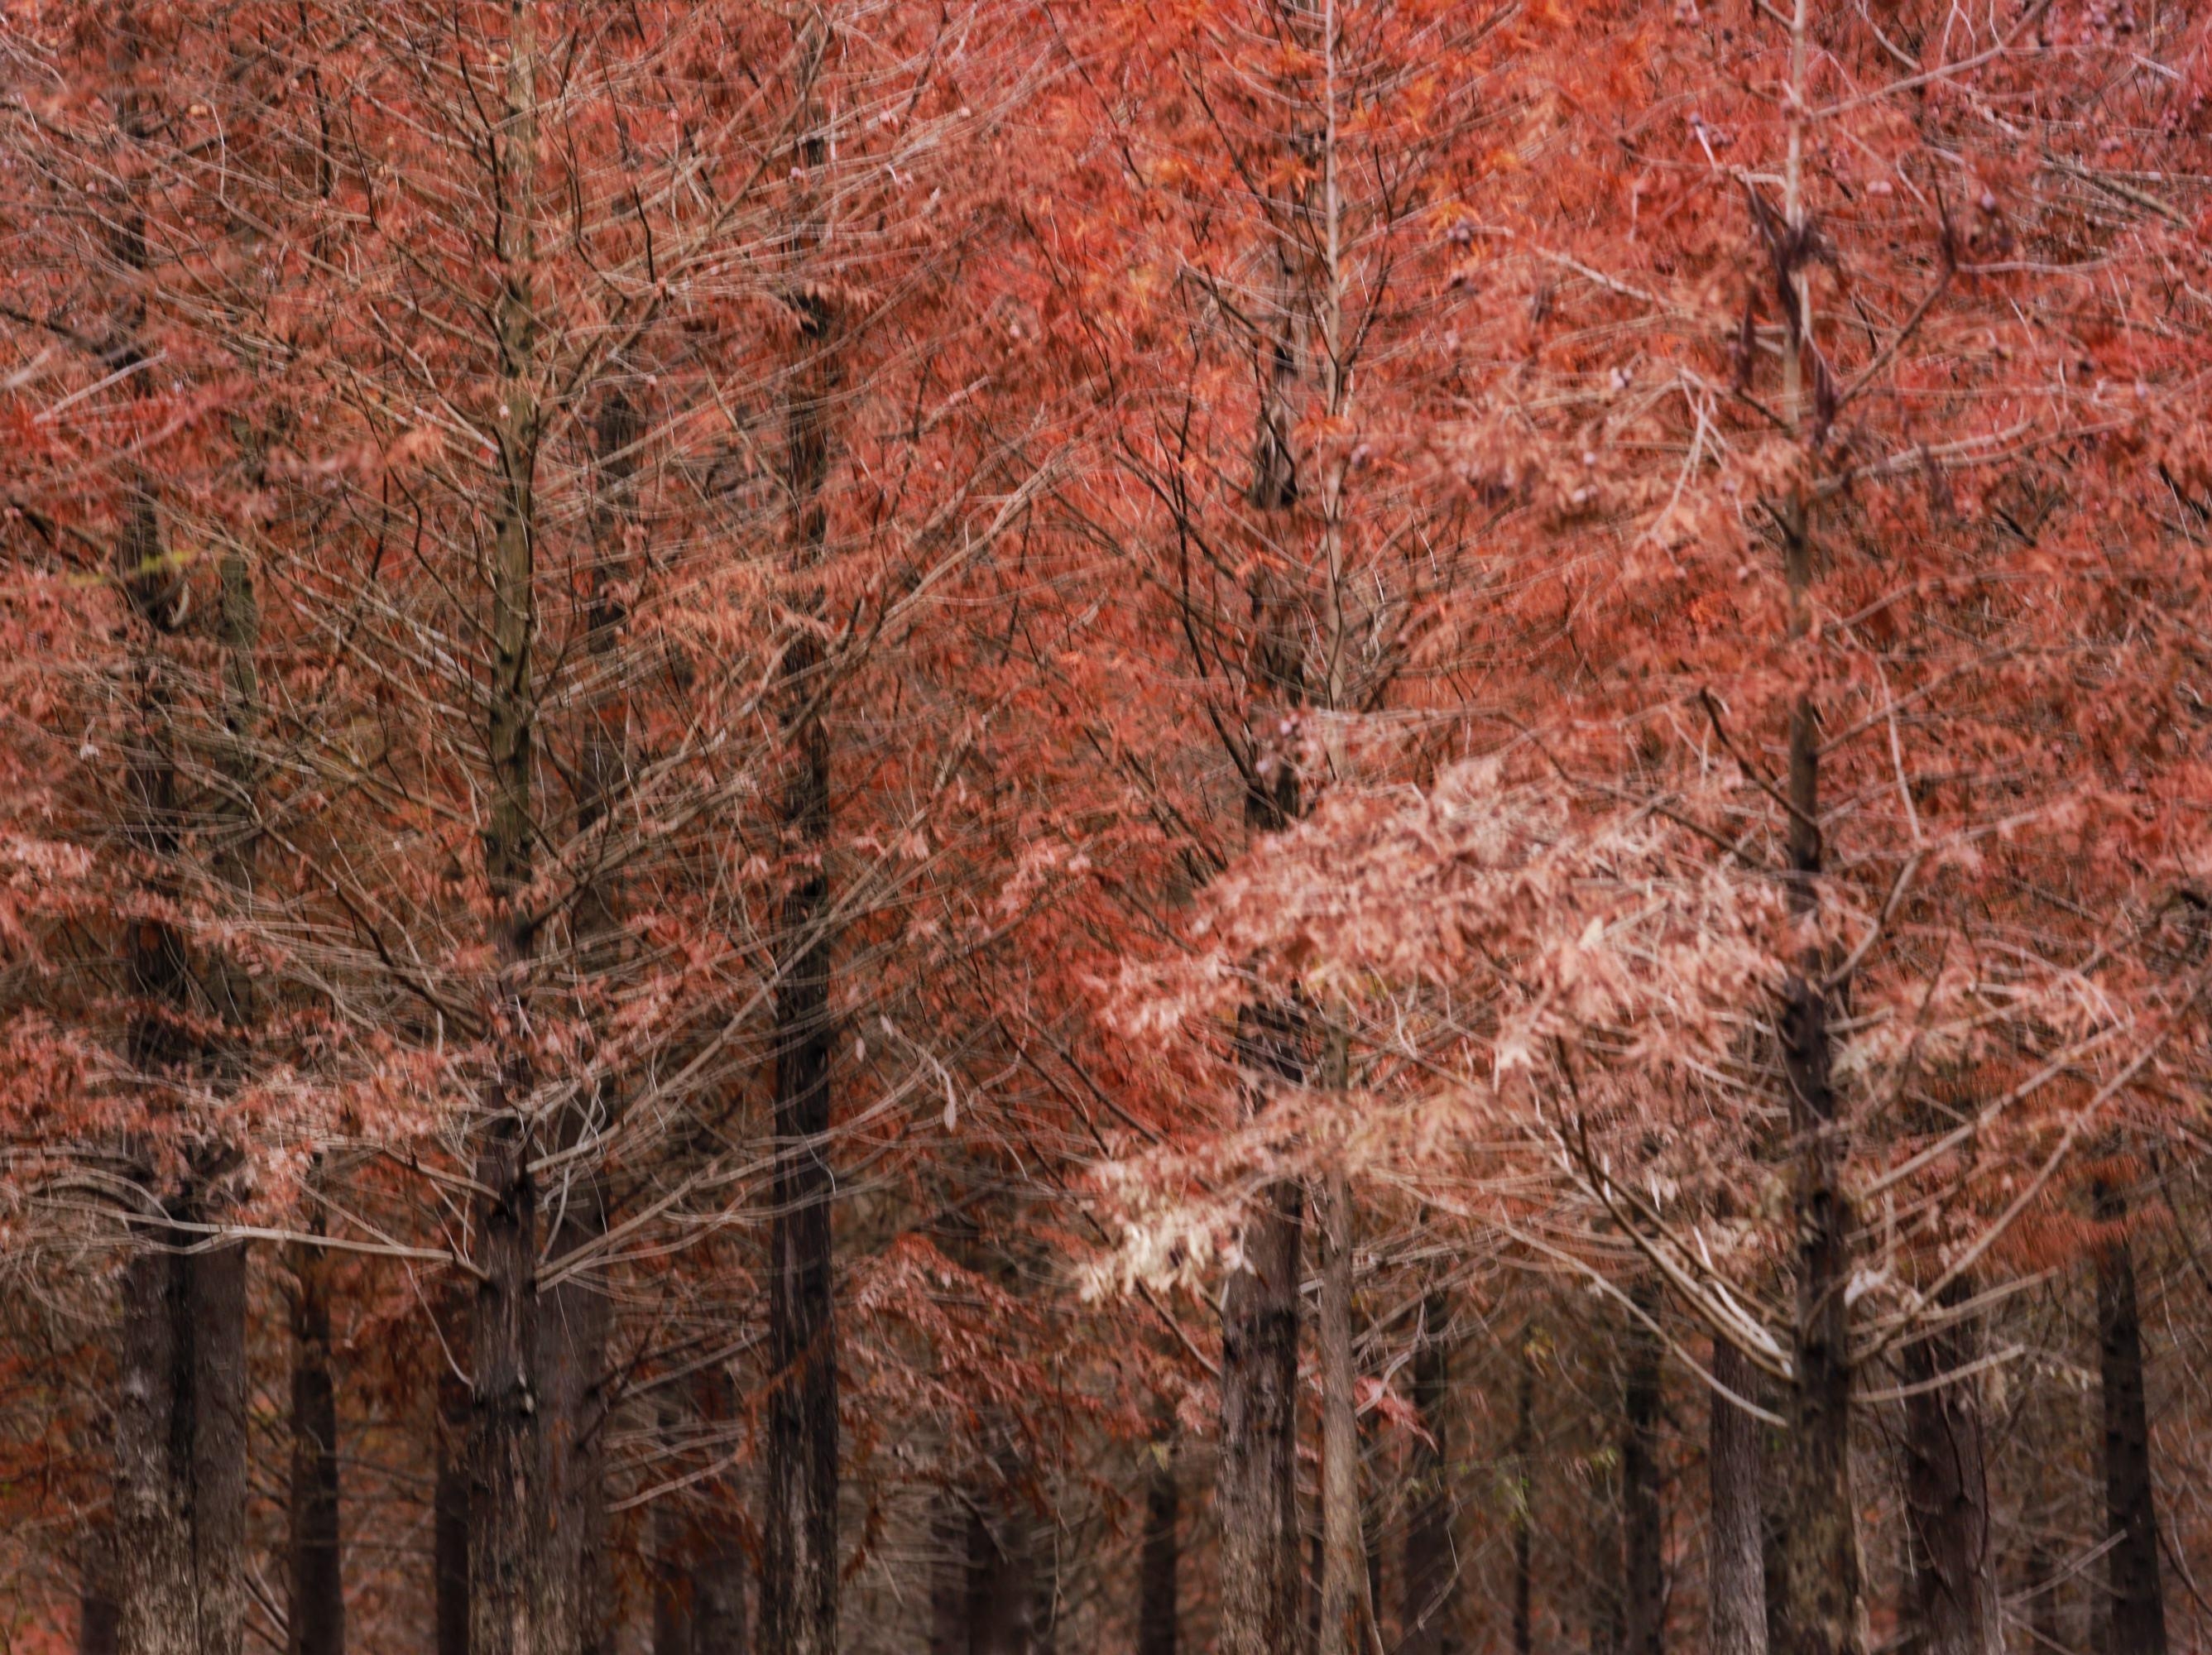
[0,0,2208,1653]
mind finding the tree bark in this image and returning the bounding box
[762,92,844,1655]
[1901,1286,1997,1655]
[1400,1292,1456,1655]
[1317,1163,1370,1655]
[1217,1167,1303,1655]
[468,6,545,1652]
[1621,1294,1664,1655]
[2094,1181,2166,1655]
[1137,1426,1179,1655]
[1776,513,1860,1655]
[287,1211,344,1655]
[538,1197,611,1655]
[434,1348,470,1655]
[1709,1338,1768,1655]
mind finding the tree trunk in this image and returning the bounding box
[1137,1426,1179,1655]
[468,7,545,1652]
[1318,1163,1369,1655]
[1901,1288,1997,1655]
[967,1502,1038,1655]
[2094,1181,2166,1655]
[470,1125,540,1655]
[762,69,843,1655]
[1622,1294,1664,1655]
[1217,1169,1303,1655]
[1400,1292,1456,1655]
[1709,1338,1768,1655]
[1776,586,1860,1655]
[287,1216,344,1655]
[435,1349,470,1655]
[539,1197,611,1655]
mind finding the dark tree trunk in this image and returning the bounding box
[287,1225,344,1655]
[539,1195,611,1655]
[1216,1175,1303,1655]
[468,1122,540,1655]
[1710,1339,1768,1655]
[931,1486,969,1655]
[1777,661,1860,1655]
[1137,1427,1179,1655]
[762,96,843,1655]
[967,1503,1038,1655]
[2094,1181,2166,1655]
[434,1355,471,1655]
[1901,1286,1997,1655]
[1622,1297,1665,1655]
[1401,1293,1458,1655]
[115,1205,248,1655]
[468,11,545,1651]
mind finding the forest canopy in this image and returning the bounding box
[0,0,2208,1653]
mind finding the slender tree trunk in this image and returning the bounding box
[1901,1285,1997,1655]
[115,1231,192,1655]
[1400,1292,1456,1655]
[967,1501,1039,1655]
[1622,1294,1665,1655]
[435,1347,470,1655]
[1138,1424,1179,1655]
[468,7,545,1652]
[1710,1339,1768,1655]
[1217,1168,1303,1655]
[930,1485,969,1655]
[762,80,843,1655]
[1318,1163,1370,1655]
[2094,1181,2166,1655]
[539,1199,611,1655]
[287,1207,344,1655]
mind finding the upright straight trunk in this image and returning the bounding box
[468,6,546,1651]
[1217,176,1309,1655]
[1901,1286,1997,1655]
[1137,1425,1179,1655]
[1621,1296,1664,1655]
[1772,4,1860,1622]
[434,1347,470,1655]
[1317,1163,1370,1655]
[108,17,252,1650]
[1216,1169,1303,1655]
[1400,1293,1457,1655]
[1709,1338,1768,1655]
[763,75,842,1655]
[287,1202,344,1655]
[535,371,643,1655]
[2093,1181,2166,1655]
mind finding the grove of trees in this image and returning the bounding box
[1,0,2208,1653]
